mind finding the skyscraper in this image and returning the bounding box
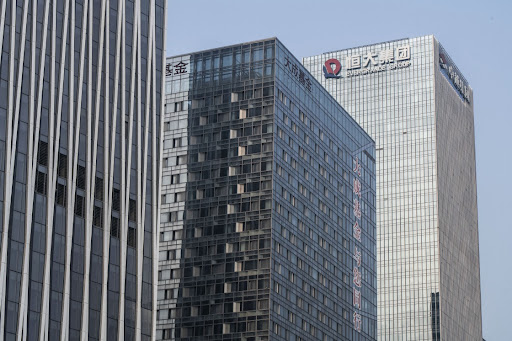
[158,38,377,340]
[303,35,482,340]
[0,0,165,339]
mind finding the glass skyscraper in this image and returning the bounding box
[0,0,165,339]
[303,35,482,340]
[158,38,377,340]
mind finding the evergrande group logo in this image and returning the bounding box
[323,58,342,79]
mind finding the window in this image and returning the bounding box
[127,227,136,248]
[159,270,170,280]
[76,165,86,190]
[236,222,244,232]
[162,176,170,186]
[37,141,48,166]
[177,155,187,165]
[191,98,204,109]
[223,324,231,334]
[75,195,85,217]
[111,217,119,238]
[175,192,185,202]
[174,101,183,112]
[35,171,47,195]
[238,146,246,156]
[56,183,66,206]
[128,199,136,222]
[160,213,170,223]
[173,138,182,148]
[339,272,348,286]
[94,177,103,201]
[158,309,169,320]
[170,174,179,184]
[93,206,102,228]
[58,153,67,178]
[227,204,237,214]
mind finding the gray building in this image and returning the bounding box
[303,35,482,340]
[0,0,165,339]
[158,38,377,340]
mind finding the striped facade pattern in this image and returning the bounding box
[0,0,165,340]
[157,40,377,341]
[303,36,482,340]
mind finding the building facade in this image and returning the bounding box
[0,0,165,339]
[303,35,482,340]
[158,38,377,340]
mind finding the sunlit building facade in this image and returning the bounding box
[158,38,377,340]
[303,35,482,340]
[0,0,165,339]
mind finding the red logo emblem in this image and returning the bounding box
[323,58,342,78]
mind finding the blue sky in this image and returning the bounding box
[166,1,512,339]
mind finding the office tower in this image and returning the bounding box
[303,35,482,340]
[0,0,165,339]
[158,38,377,340]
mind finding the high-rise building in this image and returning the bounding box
[0,0,165,339]
[158,38,377,340]
[303,35,482,340]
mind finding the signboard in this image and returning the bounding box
[166,61,189,77]
[439,47,471,104]
[284,56,312,92]
[323,45,411,79]
[165,56,191,93]
[352,157,363,333]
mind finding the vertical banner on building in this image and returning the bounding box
[352,157,363,332]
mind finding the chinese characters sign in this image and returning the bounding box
[439,47,471,104]
[352,156,363,332]
[166,61,189,76]
[323,45,411,79]
[284,56,312,92]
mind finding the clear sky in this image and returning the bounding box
[166,1,512,339]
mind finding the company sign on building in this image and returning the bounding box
[323,45,411,79]
[439,46,471,103]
